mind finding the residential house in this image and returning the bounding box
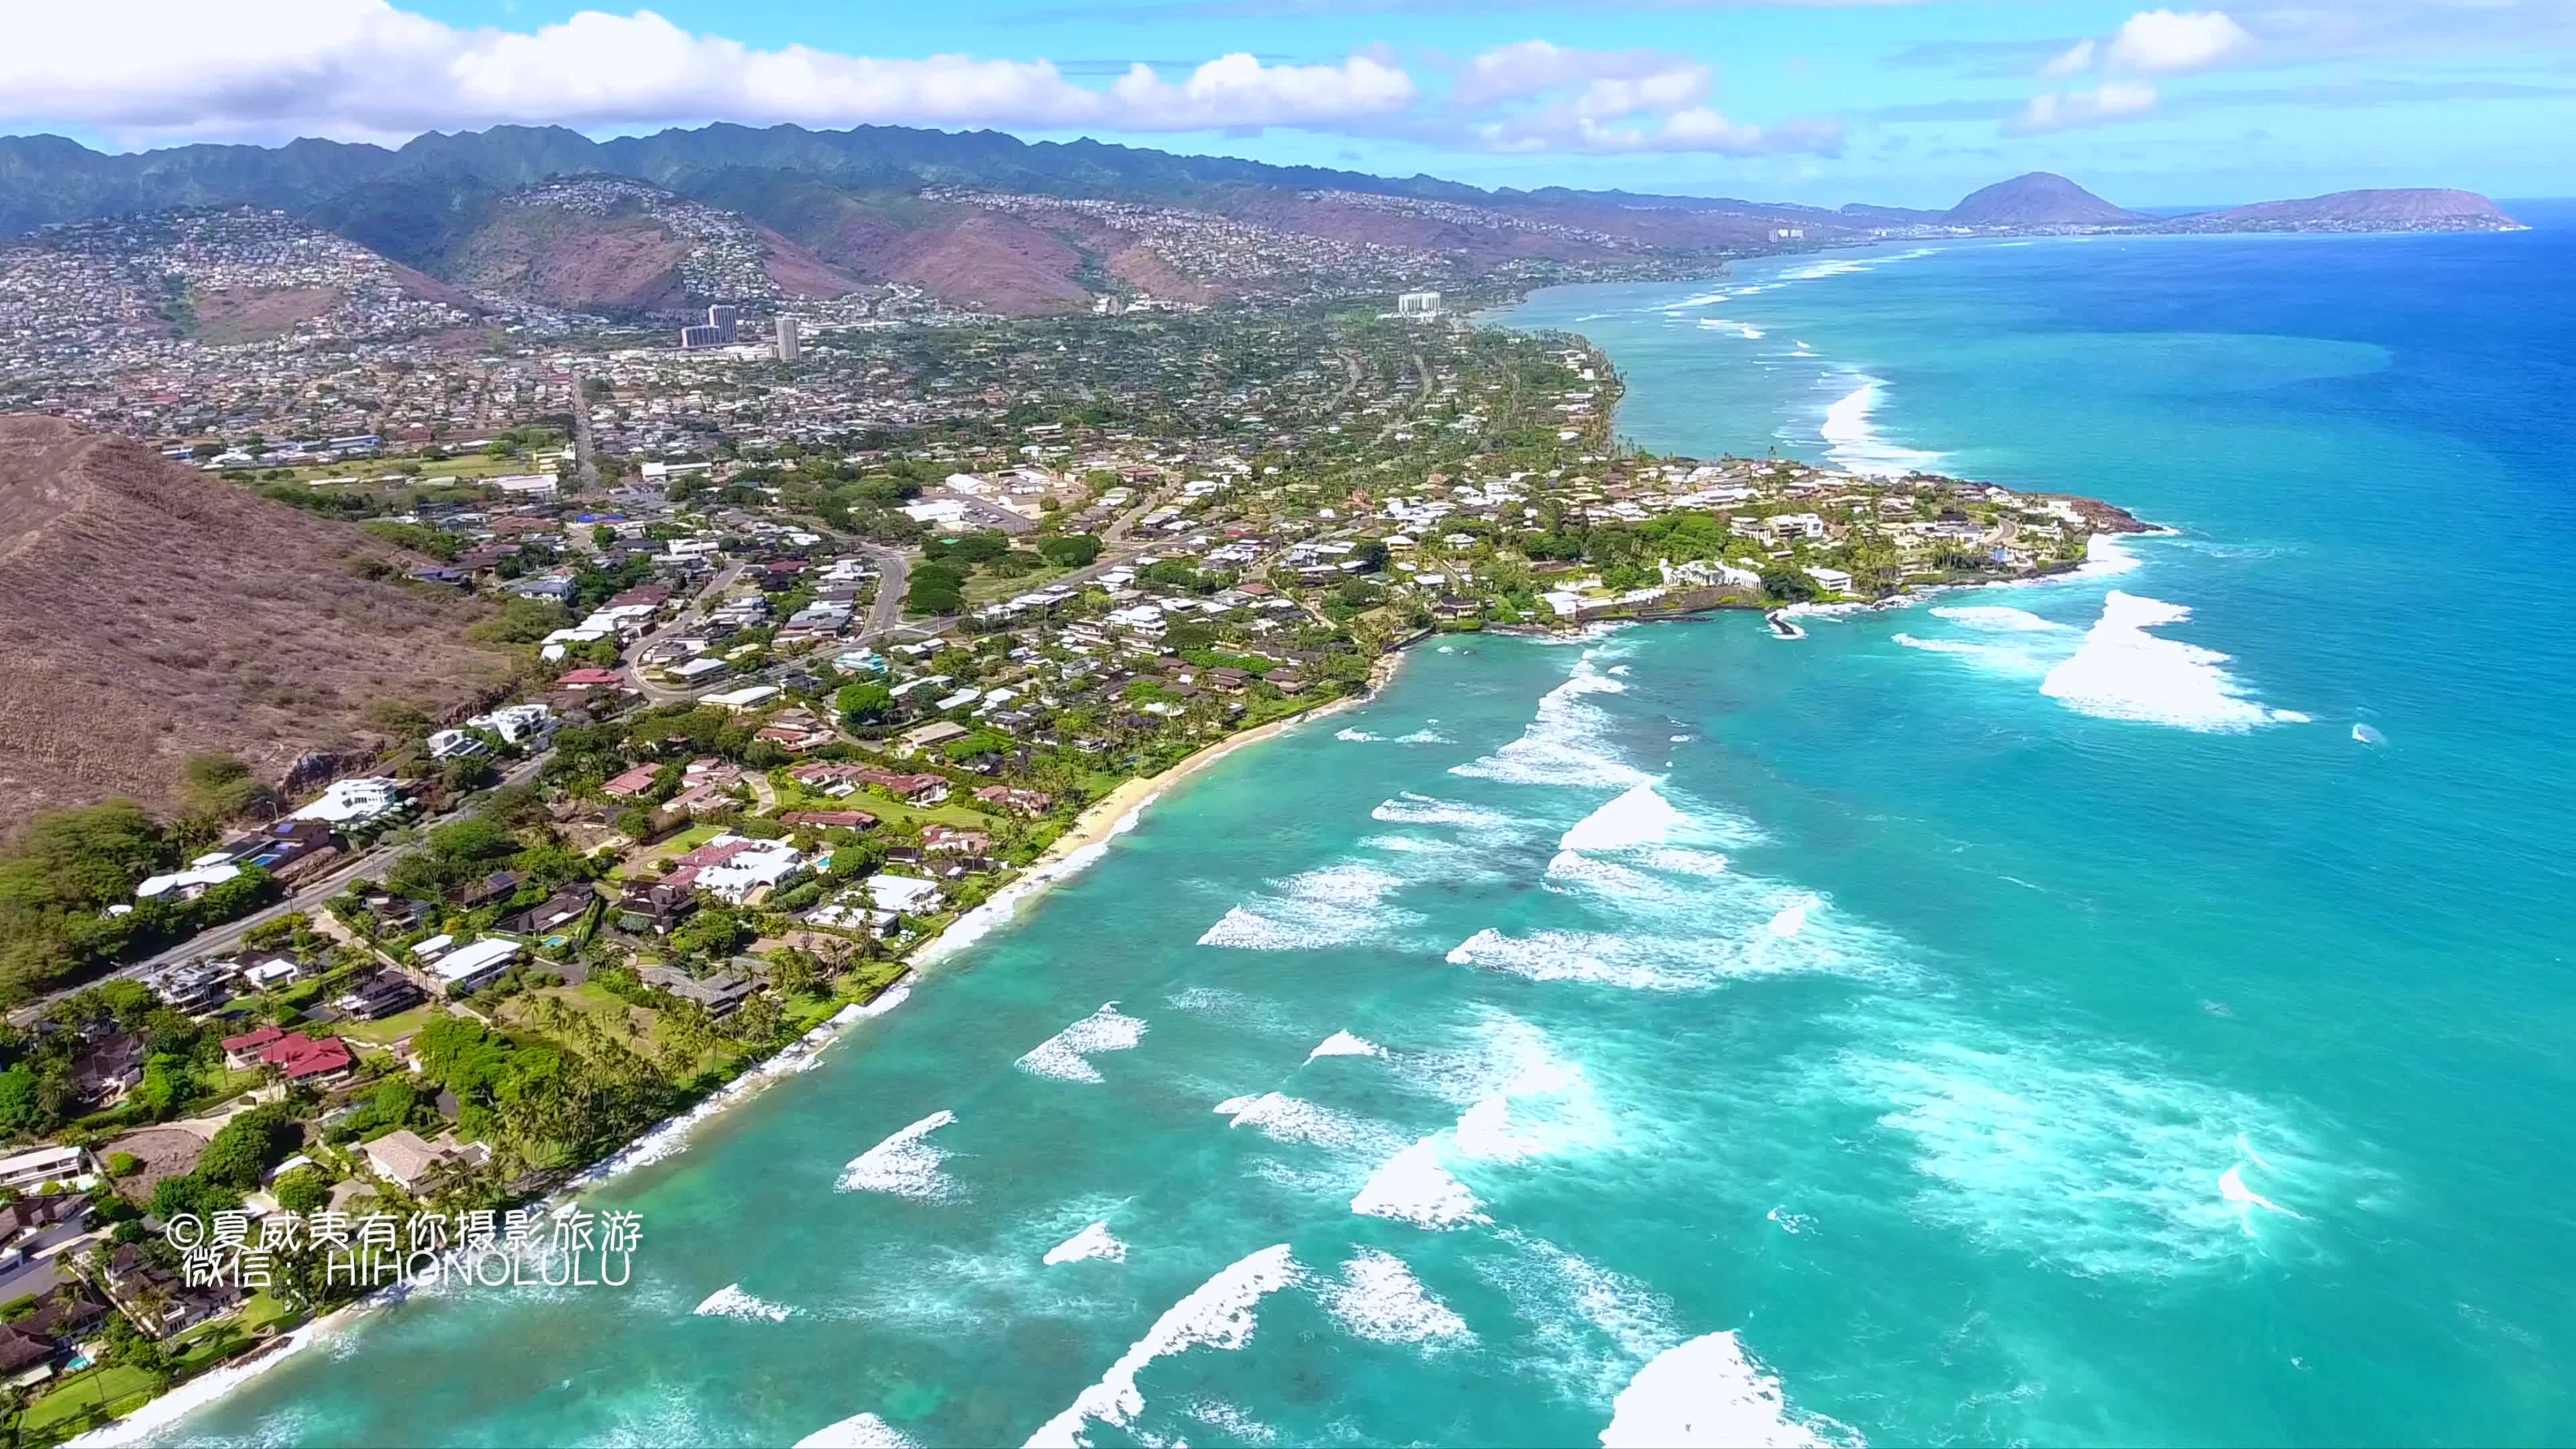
[0,1146,90,1195]
[615,879,698,934]
[362,1129,487,1194]
[972,786,1053,814]
[637,964,757,1019]
[500,888,596,938]
[427,938,524,991]
[217,1028,358,1085]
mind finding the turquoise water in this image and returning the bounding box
[158,217,2576,1447]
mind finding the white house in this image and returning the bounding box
[292,777,408,827]
[694,837,807,904]
[429,937,523,990]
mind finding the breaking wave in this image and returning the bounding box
[1017,1002,1149,1083]
[2041,591,2308,731]
[796,1413,922,1448]
[693,1283,794,1322]
[1198,862,1423,951]
[1022,1244,1303,1448]
[1307,1029,1385,1062]
[1450,656,1646,789]
[1600,1332,1860,1448]
[836,1111,961,1199]
[1819,373,1945,478]
[1043,1222,1129,1266]
[1320,1248,1474,1346]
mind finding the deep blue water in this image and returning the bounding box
[152,209,2576,1448]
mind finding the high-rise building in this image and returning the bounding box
[706,304,739,343]
[678,323,722,350]
[1396,290,1443,319]
[775,316,800,363]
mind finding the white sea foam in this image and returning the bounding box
[797,1412,923,1448]
[1767,895,1818,936]
[1448,926,1682,991]
[836,1111,961,1199]
[1782,258,1869,280]
[694,1283,795,1322]
[1044,1222,1130,1266]
[1450,658,1645,788]
[1370,790,1515,830]
[1307,1029,1385,1062]
[1819,374,1945,477]
[1187,1401,1280,1444]
[1560,780,1686,853]
[2074,532,2145,578]
[1599,1332,1858,1448]
[1842,1026,2324,1275]
[1321,1248,1474,1346]
[1766,1207,1815,1235]
[1161,985,1299,1036]
[1695,317,1766,339]
[1931,605,2065,632]
[2041,591,2307,731]
[2220,1163,2305,1230]
[1198,863,1421,951]
[1477,1230,1676,1405]
[1342,724,1452,744]
[1352,1136,1488,1230]
[1018,1002,1150,1083]
[1220,1091,1409,1156]
[1644,847,1733,877]
[2352,722,2388,747]
[1023,1244,1303,1448]
[1359,833,1456,855]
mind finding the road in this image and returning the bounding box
[622,560,749,703]
[568,369,600,494]
[8,751,556,1024]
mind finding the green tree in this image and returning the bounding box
[835,682,895,727]
[272,1166,333,1215]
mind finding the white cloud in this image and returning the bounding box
[0,0,1417,141]
[2039,38,2098,77]
[2007,80,2160,133]
[1452,40,1841,155]
[1480,106,1843,155]
[1450,40,1692,108]
[2104,9,2254,72]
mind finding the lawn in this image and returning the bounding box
[960,562,1076,606]
[766,775,1000,832]
[237,1290,302,1336]
[337,1003,442,1046]
[23,1364,156,1434]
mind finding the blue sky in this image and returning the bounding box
[7,0,2572,207]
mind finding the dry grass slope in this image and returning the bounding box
[0,417,519,824]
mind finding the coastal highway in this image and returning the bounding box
[7,749,556,1026]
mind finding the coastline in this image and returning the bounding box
[62,653,1423,1446]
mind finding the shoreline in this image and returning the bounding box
[62,654,1424,1445]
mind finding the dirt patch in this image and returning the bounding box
[101,1127,208,1203]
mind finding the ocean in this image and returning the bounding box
[148,210,2576,1447]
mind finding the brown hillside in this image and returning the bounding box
[454,207,693,314]
[0,417,517,824]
